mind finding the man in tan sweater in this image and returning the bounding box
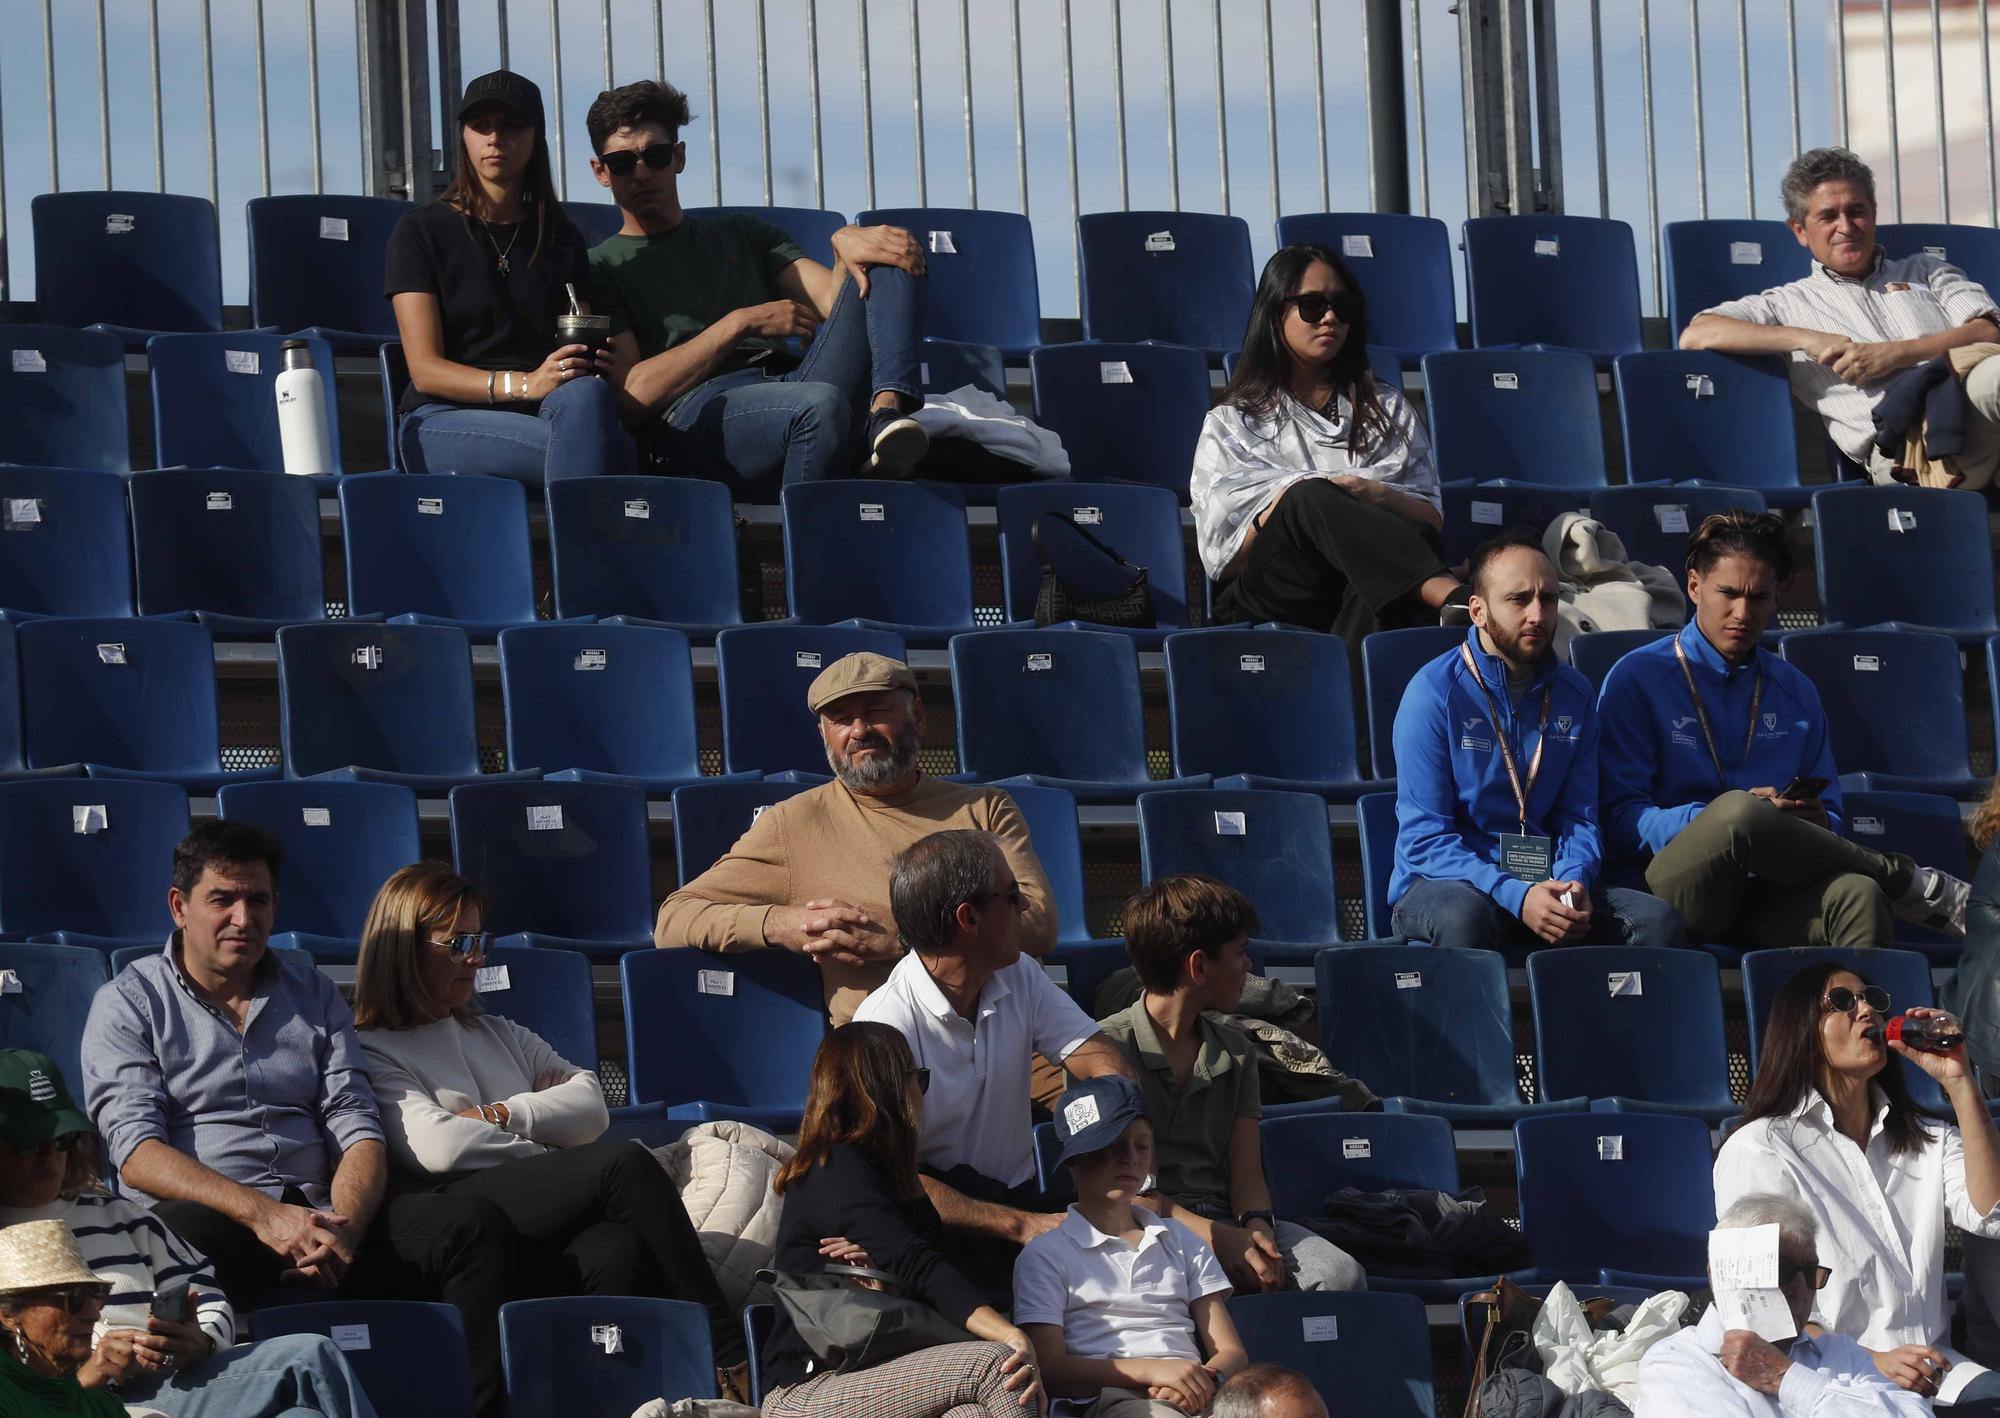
[653,652,1058,1025]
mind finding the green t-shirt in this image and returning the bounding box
[588,213,808,370]
[1098,998,1262,1217]
[0,1350,124,1418]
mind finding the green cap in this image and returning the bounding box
[0,1051,93,1152]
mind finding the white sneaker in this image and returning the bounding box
[1893,865,1969,940]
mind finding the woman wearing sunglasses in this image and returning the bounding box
[761,1023,1045,1418]
[351,863,750,1400]
[385,69,636,484]
[1715,961,2000,1411]
[1192,244,1470,673]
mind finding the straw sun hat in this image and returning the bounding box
[0,1220,110,1298]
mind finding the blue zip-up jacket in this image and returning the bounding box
[1597,619,1843,862]
[1389,626,1604,918]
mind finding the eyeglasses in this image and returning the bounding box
[427,931,493,961]
[1823,985,1890,1015]
[1778,1260,1832,1291]
[32,1134,85,1155]
[911,1067,931,1095]
[1286,289,1363,327]
[599,142,679,177]
[26,1284,107,1315]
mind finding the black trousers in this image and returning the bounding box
[921,1162,1061,1312]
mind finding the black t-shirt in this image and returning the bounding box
[384,200,591,415]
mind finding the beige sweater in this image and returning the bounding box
[653,775,1058,1023]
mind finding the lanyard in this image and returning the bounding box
[1673,638,1762,788]
[1459,642,1552,835]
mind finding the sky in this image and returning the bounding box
[0,0,1951,319]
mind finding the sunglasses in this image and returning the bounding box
[428,931,493,961]
[1286,289,1363,326]
[977,882,1026,910]
[1779,1260,1832,1291]
[599,142,679,177]
[911,1067,931,1095]
[1824,985,1890,1015]
[28,1284,107,1315]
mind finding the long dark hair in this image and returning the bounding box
[1218,243,1394,457]
[438,90,564,263]
[774,1023,925,1200]
[1741,961,1944,1155]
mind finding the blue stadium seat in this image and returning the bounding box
[128,469,329,634]
[1662,219,1812,335]
[781,480,977,644]
[0,623,26,779]
[32,192,224,347]
[919,337,1007,400]
[341,473,538,637]
[1421,350,1608,488]
[1462,215,1643,363]
[1811,485,1999,645]
[560,200,625,246]
[996,483,1190,643]
[1526,946,1735,1121]
[1047,939,1137,1015]
[1164,628,1367,801]
[860,207,1041,356]
[1316,943,1586,1123]
[148,333,352,483]
[1568,628,1675,691]
[247,195,411,354]
[950,628,1210,803]
[1029,341,1211,498]
[547,476,746,634]
[668,779,817,885]
[1780,629,1984,798]
[685,205,847,267]
[1587,483,1769,582]
[742,1304,775,1407]
[0,779,190,944]
[1077,211,1255,358]
[0,468,135,620]
[1275,213,1459,368]
[714,624,907,777]
[1612,351,1807,505]
[1842,790,1972,960]
[0,943,109,1109]
[620,947,825,1129]
[471,943,600,1072]
[1355,791,1398,939]
[0,325,129,472]
[277,622,534,790]
[1362,627,1465,780]
[16,618,278,793]
[255,1300,475,1418]
[500,1296,716,1415]
[1138,789,1342,957]
[1440,483,1587,567]
[1513,1113,1715,1286]
[1878,222,2000,295]
[379,342,410,471]
[1000,784,1112,946]
[1228,1291,1436,1418]
[214,780,420,957]
[449,780,654,961]
[499,623,743,796]
[1741,946,1943,1110]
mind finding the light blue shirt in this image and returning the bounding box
[1635,1306,1929,1417]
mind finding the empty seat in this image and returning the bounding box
[1228,1291,1436,1418]
[342,473,538,637]
[1316,943,1585,1123]
[1354,791,1398,939]
[1462,215,1643,362]
[1812,485,1999,644]
[560,200,626,247]
[1526,946,1736,1120]
[996,482,1190,642]
[214,780,420,957]
[247,195,411,353]
[1587,483,1769,581]
[950,628,1210,803]
[1740,946,1943,1110]
[1662,219,1812,335]
[919,337,1007,400]
[1361,627,1465,780]
[714,624,908,777]
[547,476,745,632]
[0,779,191,944]
[16,618,277,793]
[684,205,846,266]
[1568,628,1675,690]
[0,468,135,620]
[472,943,600,1071]
[1274,213,1459,367]
[1029,341,1211,498]
[128,469,328,634]
[1780,629,1984,798]
[1138,788,1341,956]
[32,192,224,347]
[1164,628,1367,801]
[1077,211,1255,358]
[1421,350,1608,488]
[1514,1112,1715,1285]
[668,779,817,884]
[1000,783,1113,946]
[0,943,110,1111]
[860,207,1041,356]
[254,1299,475,1418]
[148,333,354,482]
[1878,221,2000,294]
[781,481,977,644]
[1440,483,1587,567]
[449,780,654,960]
[0,325,129,472]
[500,1296,717,1413]
[1259,1111,1460,1221]
[1612,351,1807,504]
[1842,790,1972,959]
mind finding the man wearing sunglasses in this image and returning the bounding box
[584,79,931,484]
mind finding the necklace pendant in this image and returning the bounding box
[496,254,511,275]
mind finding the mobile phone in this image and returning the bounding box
[1780,775,1830,801]
[149,1282,190,1324]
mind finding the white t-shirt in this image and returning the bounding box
[853,951,1097,1188]
[1013,1204,1231,1361]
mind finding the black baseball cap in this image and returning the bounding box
[458,70,545,133]
[0,1050,93,1153]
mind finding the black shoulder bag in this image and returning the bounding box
[756,1265,974,1374]
[1030,511,1155,629]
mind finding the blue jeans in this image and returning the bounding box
[655,264,927,486]
[400,372,637,485]
[1390,877,1687,956]
[118,1333,378,1418]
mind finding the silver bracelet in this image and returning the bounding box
[485,369,496,405]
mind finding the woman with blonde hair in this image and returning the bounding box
[352,863,747,1397]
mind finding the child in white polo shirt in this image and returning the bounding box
[1013,1076,1249,1417]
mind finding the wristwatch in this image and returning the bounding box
[1236,1209,1275,1230]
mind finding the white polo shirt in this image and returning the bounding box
[1013,1204,1231,1361]
[853,951,1097,1188]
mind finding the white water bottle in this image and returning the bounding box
[274,339,333,477]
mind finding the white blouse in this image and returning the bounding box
[1188,379,1441,581]
[1713,1084,2000,1402]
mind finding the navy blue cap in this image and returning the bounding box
[1052,1075,1148,1165]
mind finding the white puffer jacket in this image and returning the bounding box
[650,1120,794,1312]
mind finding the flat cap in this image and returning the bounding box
[806,652,918,714]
